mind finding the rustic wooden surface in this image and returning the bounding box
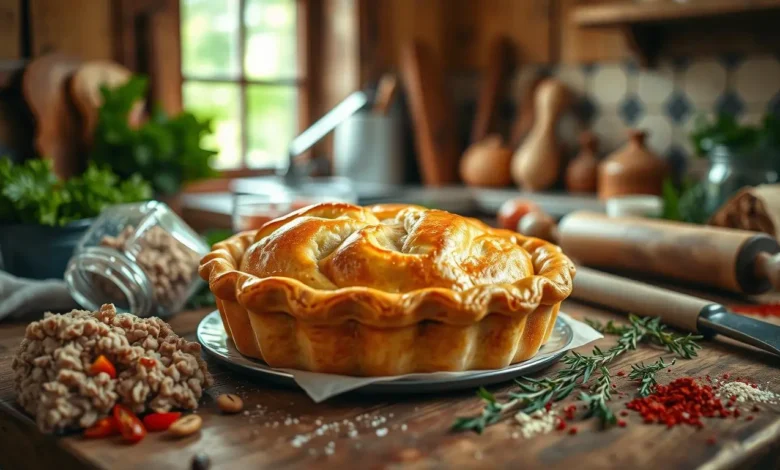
[0,298,778,470]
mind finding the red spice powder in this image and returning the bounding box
[616,371,626,377]
[625,378,730,428]
[568,427,578,435]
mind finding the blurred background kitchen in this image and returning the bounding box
[2,0,780,287]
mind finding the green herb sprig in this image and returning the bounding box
[629,358,675,397]
[452,315,701,433]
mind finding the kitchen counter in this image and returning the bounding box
[0,298,778,470]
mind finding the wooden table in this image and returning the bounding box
[1,300,778,470]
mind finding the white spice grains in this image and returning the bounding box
[376,428,389,437]
[513,409,559,439]
[718,381,778,404]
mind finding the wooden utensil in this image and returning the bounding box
[470,35,514,144]
[558,211,780,295]
[69,61,136,147]
[574,266,780,356]
[459,36,515,188]
[400,41,459,187]
[23,53,83,179]
[372,74,398,116]
[510,79,569,191]
[509,76,544,149]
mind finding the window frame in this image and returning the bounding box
[179,0,311,174]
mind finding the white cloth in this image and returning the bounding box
[0,270,78,320]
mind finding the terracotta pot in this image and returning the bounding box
[598,130,667,200]
[459,134,512,187]
[565,131,599,193]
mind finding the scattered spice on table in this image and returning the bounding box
[625,377,749,428]
[717,381,778,404]
[513,409,559,439]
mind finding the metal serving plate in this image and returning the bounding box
[197,310,573,394]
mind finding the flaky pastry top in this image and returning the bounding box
[199,203,575,326]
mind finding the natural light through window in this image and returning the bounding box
[180,0,299,170]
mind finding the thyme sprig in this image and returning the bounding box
[629,358,675,397]
[452,315,701,434]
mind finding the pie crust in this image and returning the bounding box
[199,203,575,376]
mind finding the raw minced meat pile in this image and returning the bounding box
[12,304,213,433]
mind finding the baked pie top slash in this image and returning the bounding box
[199,203,575,327]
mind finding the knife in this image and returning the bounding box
[573,266,780,356]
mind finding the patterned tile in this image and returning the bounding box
[719,52,745,70]
[623,58,640,75]
[591,64,627,107]
[733,56,780,103]
[581,63,599,76]
[683,59,727,105]
[665,92,693,124]
[715,91,745,117]
[592,112,628,155]
[637,63,675,109]
[667,145,688,177]
[636,114,673,155]
[575,95,599,125]
[555,65,586,95]
[619,94,644,125]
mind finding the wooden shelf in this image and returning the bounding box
[573,0,780,66]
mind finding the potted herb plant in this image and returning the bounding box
[0,159,151,279]
[690,113,780,216]
[89,76,218,210]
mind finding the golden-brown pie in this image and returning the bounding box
[199,203,575,376]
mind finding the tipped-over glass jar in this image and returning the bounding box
[65,201,209,317]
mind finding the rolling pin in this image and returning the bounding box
[558,211,780,295]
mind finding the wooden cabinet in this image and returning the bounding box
[0,0,21,60]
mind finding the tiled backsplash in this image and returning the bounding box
[451,54,780,176]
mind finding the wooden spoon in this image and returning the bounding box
[459,36,515,188]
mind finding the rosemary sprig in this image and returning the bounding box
[589,314,702,359]
[452,316,701,434]
[629,358,675,397]
[580,366,616,427]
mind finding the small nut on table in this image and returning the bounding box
[168,414,203,437]
[216,393,244,414]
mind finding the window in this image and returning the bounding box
[180,0,302,170]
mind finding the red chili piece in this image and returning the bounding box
[143,412,182,432]
[89,355,117,379]
[568,427,578,435]
[139,357,157,369]
[83,417,119,439]
[746,415,755,421]
[617,419,627,428]
[556,417,567,431]
[616,371,626,377]
[563,404,577,420]
[113,405,147,444]
[625,378,732,429]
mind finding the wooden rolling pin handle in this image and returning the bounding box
[573,266,714,333]
[753,251,780,291]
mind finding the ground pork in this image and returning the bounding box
[12,304,213,433]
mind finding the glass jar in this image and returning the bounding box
[65,201,209,317]
[702,146,779,217]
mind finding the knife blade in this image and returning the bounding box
[573,266,780,356]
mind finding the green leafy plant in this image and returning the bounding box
[690,112,780,158]
[0,159,151,226]
[661,178,709,224]
[90,76,218,196]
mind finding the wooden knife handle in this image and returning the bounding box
[573,266,713,333]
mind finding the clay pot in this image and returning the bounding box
[460,134,513,187]
[565,131,599,193]
[598,130,668,200]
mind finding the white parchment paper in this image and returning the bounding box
[277,312,603,402]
